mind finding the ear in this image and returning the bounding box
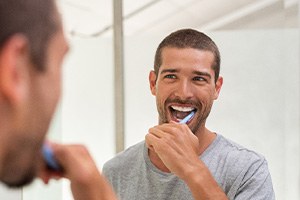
[0,34,30,106]
[149,70,157,96]
[213,76,223,100]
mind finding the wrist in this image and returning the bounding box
[182,161,228,200]
[182,160,206,186]
[71,171,117,200]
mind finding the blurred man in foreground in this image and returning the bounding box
[0,1,117,199]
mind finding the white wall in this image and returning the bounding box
[61,36,115,200]
[0,183,21,200]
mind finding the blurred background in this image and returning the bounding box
[1,0,298,199]
[61,0,298,36]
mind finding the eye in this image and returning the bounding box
[164,74,177,79]
[193,76,206,82]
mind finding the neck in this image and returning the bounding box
[148,149,170,172]
[0,107,14,178]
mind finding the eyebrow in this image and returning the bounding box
[160,68,178,74]
[160,68,212,79]
[193,71,212,79]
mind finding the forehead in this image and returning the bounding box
[160,47,215,72]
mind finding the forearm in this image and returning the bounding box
[41,144,118,200]
[183,161,228,200]
[70,171,118,200]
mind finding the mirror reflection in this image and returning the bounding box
[13,0,299,200]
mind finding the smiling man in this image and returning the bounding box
[103,29,275,200]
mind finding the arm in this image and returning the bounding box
[181,159,228,200]
[145,123,228,200]
[39,143,117,200]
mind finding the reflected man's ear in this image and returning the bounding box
[0,34,31,106]
[214,76,223,100]
[149,70,157,96]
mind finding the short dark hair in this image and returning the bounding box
[154,29,221,82]
[0,0,58,71]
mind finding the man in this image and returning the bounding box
[0,1,116,199]
[103,29,275,199]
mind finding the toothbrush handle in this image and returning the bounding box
[42,143,62,171]
[179,111,195,124]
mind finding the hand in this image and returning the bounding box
[146,124,228,200]
[39,143,117,200]
[145,122,201,180]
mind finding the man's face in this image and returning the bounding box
[149,47,222,134]
[1,21,69,187]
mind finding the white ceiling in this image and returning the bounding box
[58,0,299,37]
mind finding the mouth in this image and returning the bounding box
[169,105,197,123]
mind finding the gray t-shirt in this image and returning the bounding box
[103,134,275,200]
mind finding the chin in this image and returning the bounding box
[0,144,40,188]
[1,163,36,188]
[4,173,35,188]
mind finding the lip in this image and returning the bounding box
[167,103,197,123]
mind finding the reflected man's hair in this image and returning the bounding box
[0,0,58,71]
[154,29,221,82]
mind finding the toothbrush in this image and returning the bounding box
[179,111,195,124]
[42,143,62,171]
[41,112,195,171]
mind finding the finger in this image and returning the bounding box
[169,120,178,124]
[144,134,153,150]
[48,144,81,177]
[158,123,182,132]
[39,171,62,184]
[165,123,192,137]
[146,133,175,155]
[145,133,161,152]
[38,161,63,184]
[149,123,184,136]
[148,126,168,138]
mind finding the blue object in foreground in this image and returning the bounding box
[179,111,195,124]
[42,143,62,171]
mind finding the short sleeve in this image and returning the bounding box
[234,159,275,200]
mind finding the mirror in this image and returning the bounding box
[20,0,298,199]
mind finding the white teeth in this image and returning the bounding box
[171,106,194,112]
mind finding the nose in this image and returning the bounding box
[173,79,194,100]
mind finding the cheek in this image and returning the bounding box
[50,64,62,98]
[200,87,216,100]
[51,75,61,109]
[155,89,168,105]
[155,94,163,110]
[54,73,62,100]
[41,70,61,114]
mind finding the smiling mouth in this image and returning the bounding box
[169,105,197,122]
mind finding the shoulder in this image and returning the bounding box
[214,134,272,183]
[217,135,275,198]
[103,141,145,173]
[217,134,266,163]
[207,135,274,198]
[206,134,270,177]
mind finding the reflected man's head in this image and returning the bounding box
[0,0,68,187]
[149,29,223,130]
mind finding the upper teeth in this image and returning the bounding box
[171,106,194,112]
